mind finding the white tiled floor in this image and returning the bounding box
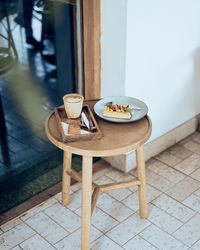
[1,132,200,249]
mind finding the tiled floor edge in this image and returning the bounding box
[0,159,109,227]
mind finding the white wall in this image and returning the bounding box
[125,0,200,141]
[101,0,127,97]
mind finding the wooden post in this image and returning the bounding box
[136,145,148,218]
[83,0,101,99]
[91,187,101,215]
[62,151,72,206]
[81,155,93,250]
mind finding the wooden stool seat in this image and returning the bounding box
[45,100,152,250]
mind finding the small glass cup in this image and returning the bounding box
[63,93,84,119]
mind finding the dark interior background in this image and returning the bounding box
[0,0,77,213]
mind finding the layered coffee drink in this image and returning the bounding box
[63,93,84,119]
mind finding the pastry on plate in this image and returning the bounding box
[103,104,133,119]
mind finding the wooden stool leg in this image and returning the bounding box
[81,156,92,250]
[136,145,148,218]
[62,151,72,206]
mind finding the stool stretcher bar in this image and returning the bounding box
[99,179,141,192]
[66,168,141,215]
[66,169,98,189]
[91,187,101,215]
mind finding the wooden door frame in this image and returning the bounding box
[58,0,101,99]
[82,0,101,99]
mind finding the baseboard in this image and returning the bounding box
[104,115,199,172]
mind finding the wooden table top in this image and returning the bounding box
[45,100,152,157]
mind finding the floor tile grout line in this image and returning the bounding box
[190,236,200,249]
[22,218,61,248]
[168,212,200,248]
[171,155,200,176]
[145,211,184,235]
[191,137,200,145]
[136,234,160,250]
[91,233,126,249]
[161,173,200,194]
[175,167,200,179]
[19,233,55,249]
[42,208,79,236]
[147,191,165,207]
[166,147,194,161]
[152,146,200,175]
[11,231,37,250]
[0,218,24,233]
[96,203,136,224]
[149,196,198,225]
[97,191,138,214]
[95,209,137,235]
[117,182,165,212]
[186,192,200,200]
[187,166,200,180]
[119,187,149,207]
[19,198,58,222]
[38,209,72,241]
[105,218,154,248]
[181,191,200,214]
[142,182,166,197]
[149,157,186,173]
[104,228,130,249]
[121,223,159,249]
[155,151,185,163]
[72,201,159,238]
[52,224,104,249]
[162,192,198,213]
[105,171,134,182]
[147,202,185,225]
[174,209,200,226]
[88,210,120,236]
[20,233,57,250]
[91,206,121,227]
[107,208,137,226]
[146,167,186,192]
[17,244,24,250]
[147,178,176,194]
[88,222,112,237]
[163,184,200,212]
[147,159,189,184]
[141,220,189,248]
[178,133,198,145]
[181,143,200,155]
[104,209,156,242]
[52,226,80,247]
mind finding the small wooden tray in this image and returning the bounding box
[54,104,103,143]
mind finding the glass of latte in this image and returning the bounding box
[63,93,84,119]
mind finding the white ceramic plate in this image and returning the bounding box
[94,96,148,123]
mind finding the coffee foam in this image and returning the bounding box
[66,97,81,103]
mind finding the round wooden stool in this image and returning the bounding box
[45,100,152,250]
